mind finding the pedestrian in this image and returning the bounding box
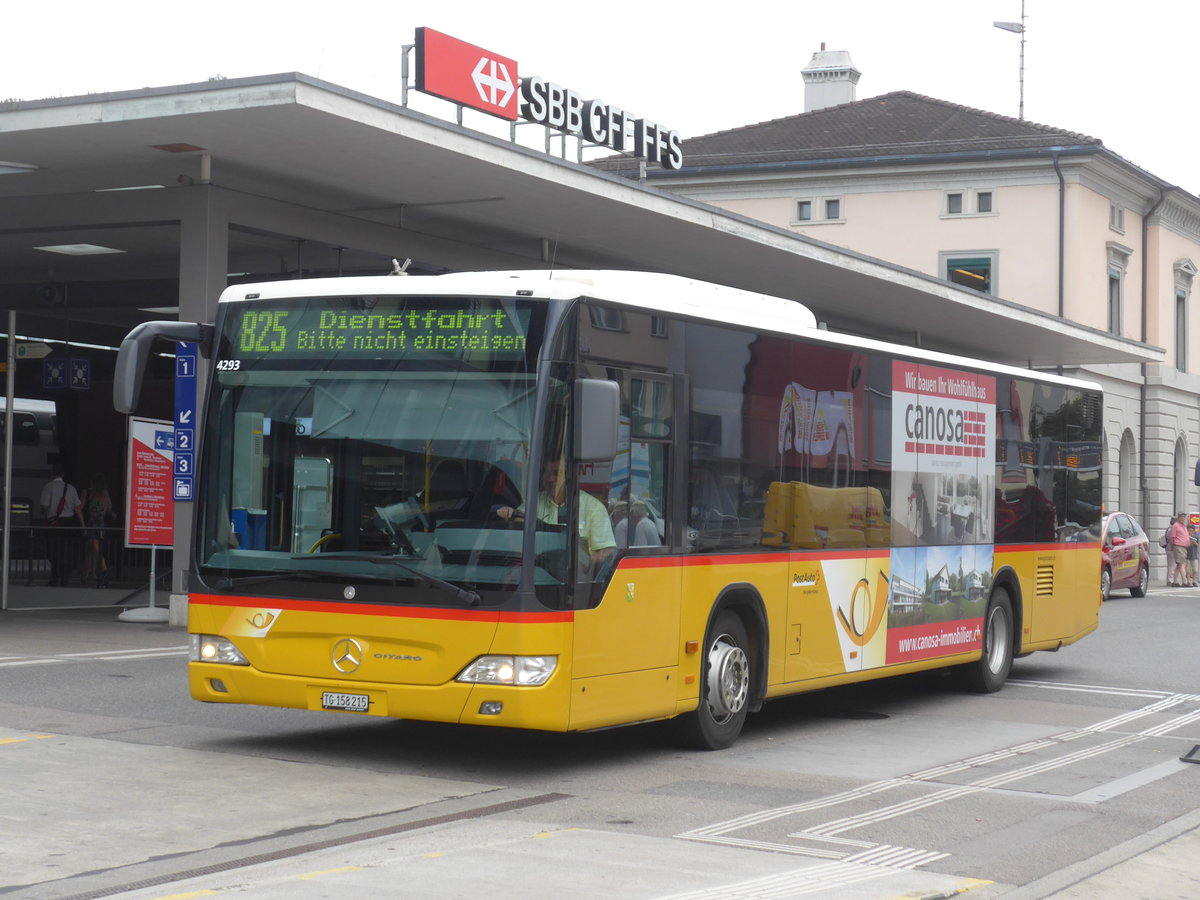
[1188,522,1199,588]
[1167,512,1190,587]
[79,474,114,586]
[37,464,81,586]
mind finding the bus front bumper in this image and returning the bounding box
[189,662,574,731]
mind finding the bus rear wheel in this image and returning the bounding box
[961,588,1013,693]
[676,610,751,750]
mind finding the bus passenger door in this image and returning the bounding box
[570,370,679,729]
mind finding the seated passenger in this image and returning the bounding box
[615,500,660,547]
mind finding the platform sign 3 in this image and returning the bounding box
[174,342,198,502]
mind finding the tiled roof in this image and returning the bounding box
[592,91,1103,174]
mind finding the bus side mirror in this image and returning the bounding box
[114,321,212,414]
[574,378,619,462]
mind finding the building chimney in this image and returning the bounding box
[802,47,861,112]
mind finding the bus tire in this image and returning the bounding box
[962,587,1013,693]
[675,610,752,750]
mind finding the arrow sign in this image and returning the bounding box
[15,343,52,360]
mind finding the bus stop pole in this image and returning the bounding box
[2,312,15,611]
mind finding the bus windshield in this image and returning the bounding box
[196,293,549,604]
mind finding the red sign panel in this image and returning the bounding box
[415,27,519,121]
[126,416,175,547]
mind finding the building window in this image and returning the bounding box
[1177,288,1187,372]
[794,196,843,224]
[943,189,996,217]
[650,315,668,338]
[1107,242,1132,336]
[941,252,996,294]
[1108,269,1122,334]
[1109,204,1125,233]
[1175,259,1197,372]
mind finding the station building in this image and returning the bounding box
[594,48,1200,541]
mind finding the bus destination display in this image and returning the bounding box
[231,301,530,359]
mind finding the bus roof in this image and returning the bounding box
[219,269,817,332]
[218,270,1099,392]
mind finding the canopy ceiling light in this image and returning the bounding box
[34,243,126,256]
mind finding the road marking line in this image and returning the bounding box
[295,866,364,880]
[0,647,187,667]
[0,734,54,746]
[679,688,1200,873]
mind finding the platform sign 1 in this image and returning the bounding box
[126,416,175,548]
[174,342,198,502]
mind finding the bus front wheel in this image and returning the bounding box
[676,610,751,750]
[962,588,1013,693]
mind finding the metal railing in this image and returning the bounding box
[5,524,172,589]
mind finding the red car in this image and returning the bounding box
[1097,512,1151,600]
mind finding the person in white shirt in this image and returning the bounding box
[39,465,81,586]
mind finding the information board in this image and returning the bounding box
[173,341,198,501]
[228,301,531,360]
[126,416,175,547]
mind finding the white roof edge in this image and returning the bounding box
[218,269,819,334]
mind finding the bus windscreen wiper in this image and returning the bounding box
[212,570,321,589]
[290,554,481,606]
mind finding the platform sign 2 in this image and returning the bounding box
[173,342,198,502]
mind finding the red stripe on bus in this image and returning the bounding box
[189,593,574,623]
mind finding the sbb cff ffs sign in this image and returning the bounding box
[413,27,683,171]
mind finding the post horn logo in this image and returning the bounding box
[836,572,890,647]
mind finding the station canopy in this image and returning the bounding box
[0,73,1159,368]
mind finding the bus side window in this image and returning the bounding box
[14,414,39,445]
[607,374,670,551]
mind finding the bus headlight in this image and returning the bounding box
[456,655,557,686]
[189,634,250,666]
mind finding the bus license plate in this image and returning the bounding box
[321,691,369,712]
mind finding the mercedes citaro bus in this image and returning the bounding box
[114,270,1103,749]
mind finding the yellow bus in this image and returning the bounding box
[114,270,1103,749]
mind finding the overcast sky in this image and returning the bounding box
[4,1,1197,194]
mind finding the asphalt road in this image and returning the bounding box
[1,582,1197,900]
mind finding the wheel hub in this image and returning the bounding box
[706,635,749,722]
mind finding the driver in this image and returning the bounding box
[497,457,616,571]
